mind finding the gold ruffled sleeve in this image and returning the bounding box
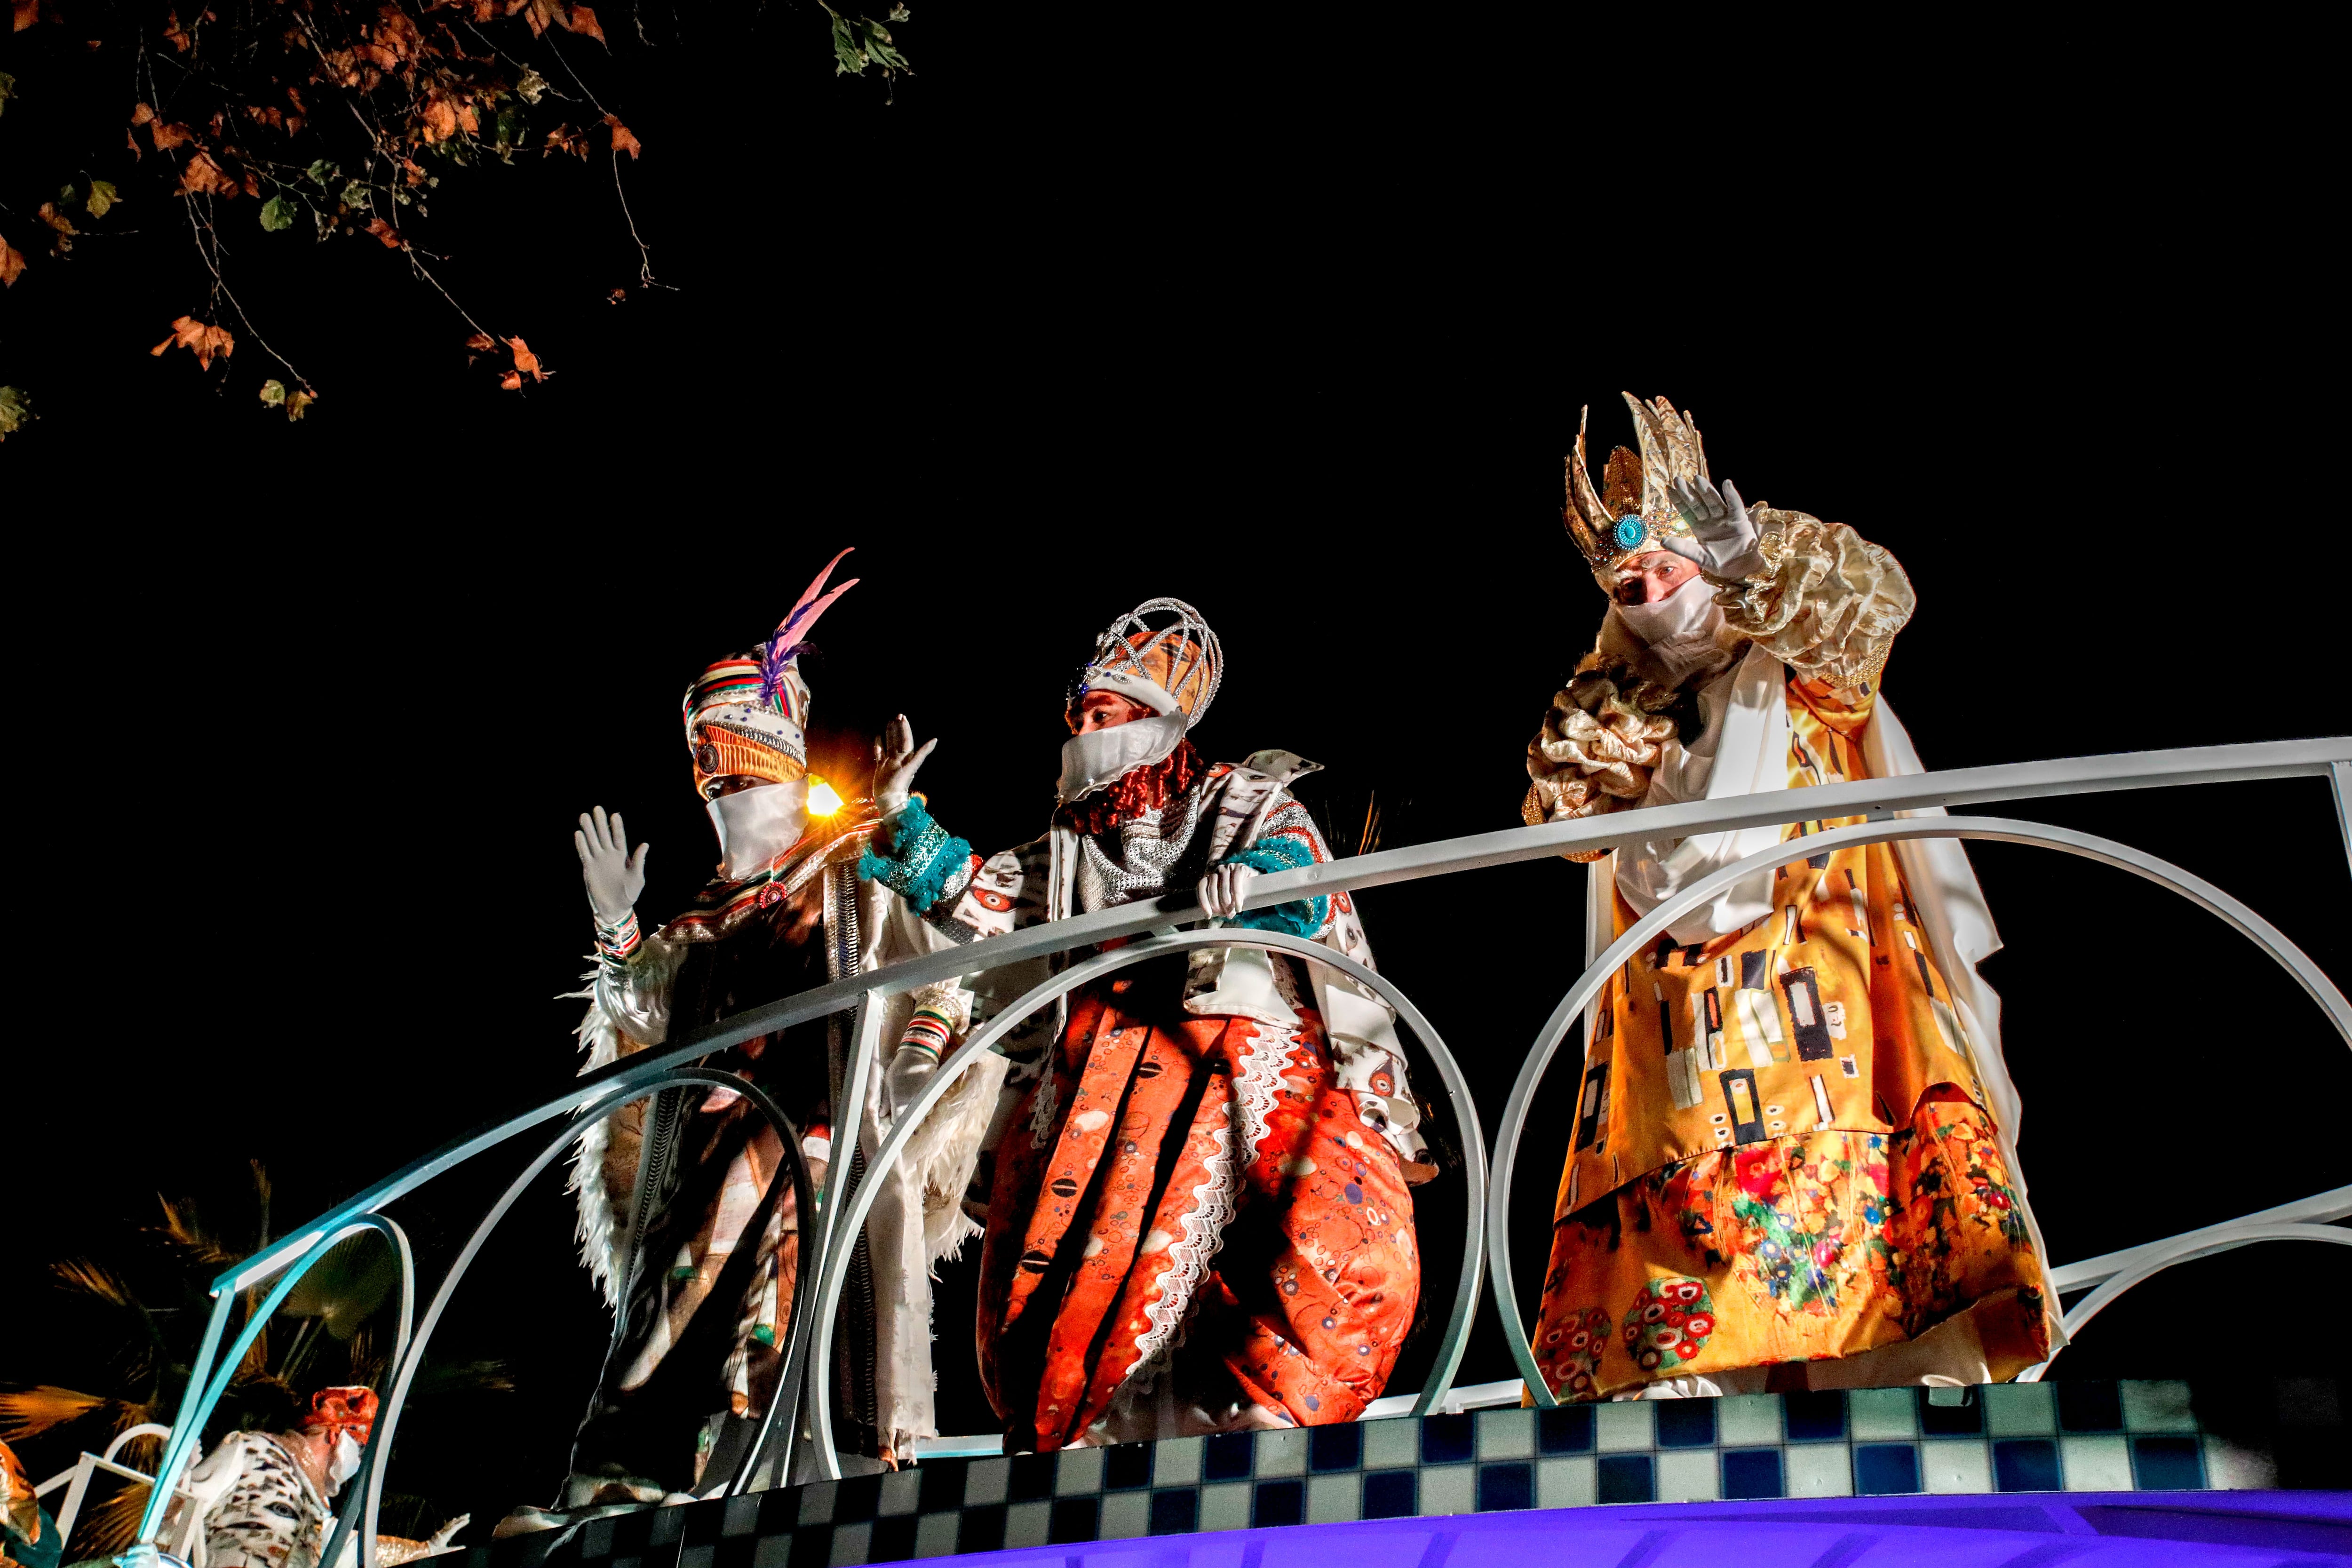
[1718,507,1915,697]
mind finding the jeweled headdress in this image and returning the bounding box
[682,548,858,792]
[1069,597,1223,730]
[1564,392,1710,583]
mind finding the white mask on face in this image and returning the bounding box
[327,1431,364,1493]
[707,779,810,880]
[1056,711,1189,804]
[1610,574,1732,687]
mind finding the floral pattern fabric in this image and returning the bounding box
[1532,677,2055,1399]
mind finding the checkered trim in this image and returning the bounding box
[463,1379,2344,1568]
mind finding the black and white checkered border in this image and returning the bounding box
[470,1378,2344,1568]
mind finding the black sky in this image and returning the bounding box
[6,7,2346,1534]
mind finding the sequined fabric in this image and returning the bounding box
[1720,509,1915,697]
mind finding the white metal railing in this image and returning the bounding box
[120,736,2350,1563]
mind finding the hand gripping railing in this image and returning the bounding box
[130,737,2349,1562]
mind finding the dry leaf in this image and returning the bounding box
[180,152,239,196]
[161,8,191,48]
[562,2,603,41]
[36,201,75,235]
[365,216,400,247]
[498,368,520,390]
[542,122,588,159]
[464,330,495,351]
[14,0,40,31]
[506,335,543,381]
[150,120,194,151]
[151,314,235,369]
[604,113,639,159]
[129,102,156,125]
[606,287,625,303]
[0,233,28,287]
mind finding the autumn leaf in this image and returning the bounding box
[13,0,38,32]
[151,314,235,369]
[506,336,543,381]
[604,114,639,158]
[561,2,603,41]
[0,69,17,115]
[420,96,457,142]
[606,287,625,303]
[365,216,401,247]
[85,178,120,217]
[259,194,297,230]
[181,152,240,195]
[0,232,25,287]
[150,119,193,151]
[464,331,495,351]
[160,8,191,48]
[0,386,28,440]
[129,102,155,125]
[37,200,77,235]
[260,377,285,406]
[498,368,520,390]
[542,122,588,159]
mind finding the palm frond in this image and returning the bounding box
[0,1386,107,1441]
[146,1196,234,1267]
[49,1258,139,1309]
[72,1479,151,1557]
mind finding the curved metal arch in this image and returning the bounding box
[803,928,1487,1480]
[340,1069,814,1568]
[1489,815,2352,1409]
[2011,1222,2352,1383]
[137,1215,416,1545]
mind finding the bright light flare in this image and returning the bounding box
[807,778,844,816]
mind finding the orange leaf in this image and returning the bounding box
[603,114,639,159]
[0,234,26,288]
[498,368,521,390]
[365,216,401,247]
[542,123,588,159]
[505,336,543,382]
[14,0,39,31]
[464,331,495,351]
[150,314,235,369]
[36,202,76,236]
[180,152,240,197]
[606,287,626,303]
[560,2,603,41]
[126,128,143,159]
[420,96,457,142]
[160,8,191,48]
[151,120,195,151]
[129,102,156,125]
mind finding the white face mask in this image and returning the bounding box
[1612,571,1723,645]
[327,1431,364,1492]
[1056,711,1189,804]
[707,779,810,880]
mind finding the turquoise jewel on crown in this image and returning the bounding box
[1613,514,1648,550]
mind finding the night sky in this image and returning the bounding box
[8,9,2345,1539]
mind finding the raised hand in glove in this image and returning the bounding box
[1665,476,1768,581]
[575,805,649,923]
[873,713,938,817]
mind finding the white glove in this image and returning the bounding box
[1197,862,1258,920]
[1666,476,1767,581]
[575,806,649,924]
[885,1044,939,1118]
[873,713,938,817]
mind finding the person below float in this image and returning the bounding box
[553,549,939,1505]
[856,599,1430,1451]
[1519,394,2058,1401]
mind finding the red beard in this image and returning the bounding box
[1057,740,1205,836]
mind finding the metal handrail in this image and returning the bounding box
[131,735,2350,1560]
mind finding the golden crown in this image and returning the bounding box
[1563,392,1711,574]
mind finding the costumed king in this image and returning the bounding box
[1520,394,2058,1401]
[546,550,931,1509]
[856,598,1430,1451]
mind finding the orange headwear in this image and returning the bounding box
[1066,597,1222,729]
[301,1386,379,1449]
[682,549,859,795]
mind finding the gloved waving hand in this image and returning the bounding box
[874,714,938,817]
[576,805,649,924]
[1665,476,1768,581]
